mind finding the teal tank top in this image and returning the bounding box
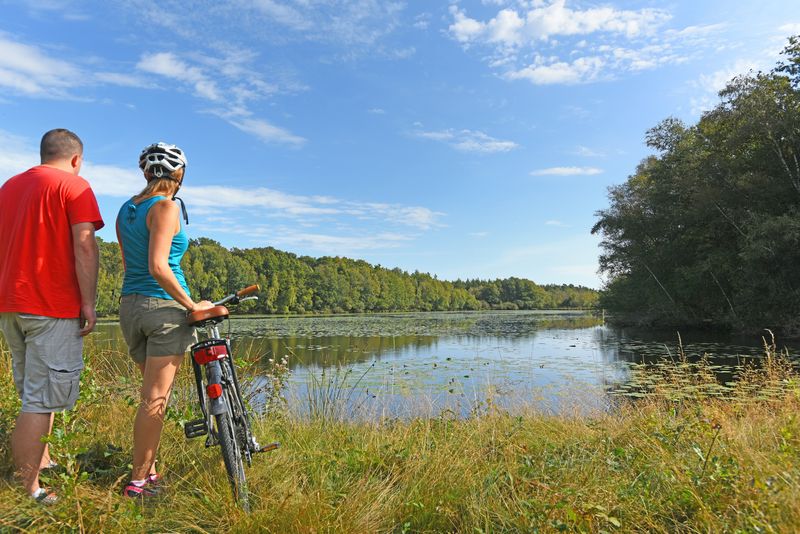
[117,195,191,299]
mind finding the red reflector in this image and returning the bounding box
[207,383,223,399]
[192,342,228,366]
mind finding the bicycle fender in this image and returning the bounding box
[209,396,227,416]
[205,360,228,415]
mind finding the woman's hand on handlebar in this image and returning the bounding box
[190,300,215,312]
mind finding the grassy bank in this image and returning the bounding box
[0,339,798,533]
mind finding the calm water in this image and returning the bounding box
[94,311,796,418]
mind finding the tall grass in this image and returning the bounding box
[0,335,797,532]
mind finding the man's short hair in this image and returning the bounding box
[40,129,83,163]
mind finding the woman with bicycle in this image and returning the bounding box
[116,142,213,499]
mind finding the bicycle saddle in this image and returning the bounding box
[188,305,229,326]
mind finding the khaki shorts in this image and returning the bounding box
[0,313,84,413]
[119,295,197,364]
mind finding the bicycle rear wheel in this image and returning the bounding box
[215,409,250,511]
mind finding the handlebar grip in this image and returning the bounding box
[236,284,260,297]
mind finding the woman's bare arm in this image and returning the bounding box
[146,199,207,311]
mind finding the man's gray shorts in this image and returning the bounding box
[0,313,83,413]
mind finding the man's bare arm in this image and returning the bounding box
[72,222,99,335]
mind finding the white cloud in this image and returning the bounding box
[227,117,307,146]
[0,130,37,179]
[368,108,386,114]
[271,231,414,252]
[137,50,305,146]
[506,55,605,84]
[0,35,81,97]
[778,23,800,35]
[449,2,669,45]
[413,13,431,30]
[94,72,155,88]
[415,129,518,153]
[127,0,407,52]
[81,163,142,197]
[447,2,725,85]
[0,129,443,238]
[572,146,604,157]
[531,166,603,176]
[689,59,759,115]
[251,0,313,31]
[137,52,221,101]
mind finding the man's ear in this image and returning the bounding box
[71,153,83,174]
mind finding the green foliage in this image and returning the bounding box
[97,238,598,316]
[593,34,800,331]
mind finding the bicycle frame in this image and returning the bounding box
[189,324,255,456]
[183,285,278,510]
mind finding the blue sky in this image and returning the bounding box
[1,1,797,288]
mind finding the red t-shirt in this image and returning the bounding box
[0,165,105,318]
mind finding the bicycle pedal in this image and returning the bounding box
[256,442,280,453]
[184,418,208,438]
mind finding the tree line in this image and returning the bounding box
[592,36,800,332]
[96,237,598,316]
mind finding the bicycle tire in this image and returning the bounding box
[221,358,254,466]
[215,409,250,511]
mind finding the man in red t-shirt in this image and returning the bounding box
[0,129,104,503]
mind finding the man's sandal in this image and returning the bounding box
[32,488,58,505]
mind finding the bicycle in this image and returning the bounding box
[183,285,279,511]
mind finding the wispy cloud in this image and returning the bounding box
[226,117,306,146]
[0,33,167,99]
[137,52,221,101]
[687,24,798,116]
[137,50,306,146]
[778,23,800,35]
[0,31,305,146]
[0,129,444,254]
[0,130,36,179]
[531,166,603,176]
[123,0,407,54]
[448,2,725,85]
[15,0,90,21]
[415,129,518,153]
[572,146,604,157]
[0,35,81,98]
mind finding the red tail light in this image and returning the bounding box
[191,339,229,366]
[207,383,223,399]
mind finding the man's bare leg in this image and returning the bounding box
[39,413,55,469]
[12,412,51,495]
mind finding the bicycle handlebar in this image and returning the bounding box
[237,285,260,298]
[213,285,261,307]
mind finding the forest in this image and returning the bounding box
[96,237,598,316]
[592,36,800,332]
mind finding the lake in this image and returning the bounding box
[94,310,795,419]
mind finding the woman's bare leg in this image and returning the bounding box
[131,355,182,481]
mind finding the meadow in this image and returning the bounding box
[0,335,797,533]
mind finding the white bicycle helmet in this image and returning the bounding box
[139,142,187,179]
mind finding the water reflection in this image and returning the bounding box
[91,311,796,418]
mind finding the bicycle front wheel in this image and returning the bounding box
[215,409,250,511]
